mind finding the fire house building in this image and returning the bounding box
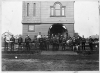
[22,1,75,38]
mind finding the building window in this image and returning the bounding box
[27,3,29,16]
[28,25,35,32]
[55,3,61,16]
[33,3,36,16]
[62,7,65,16]
[50,7,54,16]
[50,2,65,17]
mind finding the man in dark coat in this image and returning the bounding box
[59,35,63,46]
[43,35,47,50]
[81,35,86,50]
[52,36,56,51]
[45,36,49,51]
[72,37,76,51]
[33,36,37,49]
[89,36,94,51]
[50,35,53,49]
[39,35,44,50]
[18,35,23,51]
[25,35,31,51]
[62,37,66,51]
[56,36,59,51]
[10,35,15,51]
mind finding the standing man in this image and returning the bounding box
[46,35,49,51]
[50,34,53,49]
[43,35,46,50]
[52,36,56,51]
[56,36,59,51]
[37,32,42,47]
[72,36,76,51]
[81,35,86,50]
[4,35,8,51]
[18,35,23,51]
[37,32,42,40]
[54,35,57,51]
[25,35,31,51]
[59,35,63,46]
[39,35,44,50]
[75,37,81,51]
[89,36,94,51]
[62,37,66,51]
[33,35,37,49]
[10,35,15,51]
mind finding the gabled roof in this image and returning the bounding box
[2,31,13,38]
[2,31,13,36]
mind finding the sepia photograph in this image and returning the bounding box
[1,0,99,71]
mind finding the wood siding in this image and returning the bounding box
[22,23,74,38]
[22,1,74,38]
[22,1,74,23]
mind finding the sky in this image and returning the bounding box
[1,0,99,38]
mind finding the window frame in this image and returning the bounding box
[50,6,54,16]
[33,3,36,16]
[55,8,61,16]
[61,6,66,16]
[27,3,29,16]
[50,2,66,17]
[28,25,35,32]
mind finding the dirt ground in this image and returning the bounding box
[2,52,99,71]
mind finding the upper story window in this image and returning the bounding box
[55,4,61,16]
[27,3,29,16]
[27,3,36,16]
[33,3,36,16]
[50,2,66,17]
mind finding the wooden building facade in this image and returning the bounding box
[22,1,75,38]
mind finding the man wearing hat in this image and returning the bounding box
[89,36,94,51]
[81,35,86,50]
[10,35,15,51]
[62,37,66,51]
[18,35,23,51]
[25,35,31,51]
[39,35,44,50]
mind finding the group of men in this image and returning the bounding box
[72,35,94,51]
[38,35,67,51]
[4,35,15,51]
[3,34,68,51]
[4,35,32,51]
[3,33,94,51]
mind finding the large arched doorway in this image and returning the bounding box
[48,23,68,38]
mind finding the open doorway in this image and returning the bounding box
[48,23,68,38]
